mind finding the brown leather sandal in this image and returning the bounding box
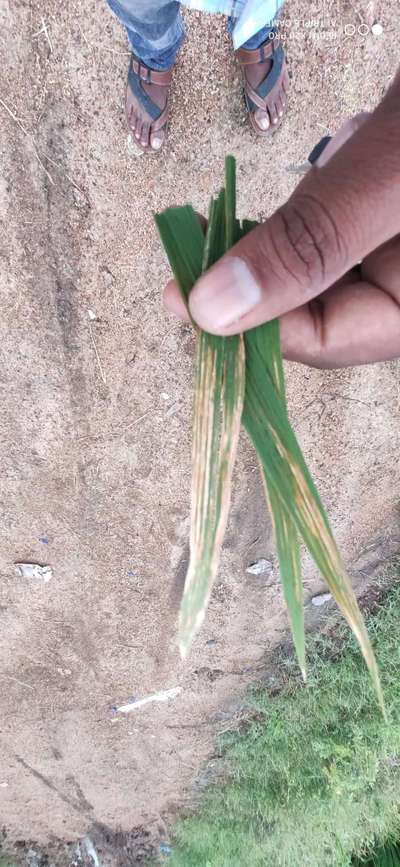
[236,37,289,137]
[127,54,172,152]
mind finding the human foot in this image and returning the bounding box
[236,38,289,135]
[126,55,173,152]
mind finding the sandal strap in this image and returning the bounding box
[127,56,170,130]
[245,75,284,111]
[240,41,286,114]
[236,38,277,66]
[151,104,169,132]
[130,55,172,86]
[245,83,271,112]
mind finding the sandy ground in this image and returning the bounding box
[0,0,399,861]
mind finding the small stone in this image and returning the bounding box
[371,22,383,35]
[246,558,273,576]
[101,266,115,287]
[73,187,87,209]
[311,592,332,607]
[126,133,144,157]
[15,563,52,582]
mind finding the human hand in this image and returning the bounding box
[164,74,400,368]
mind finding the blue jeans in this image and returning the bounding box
[107,0,276,70]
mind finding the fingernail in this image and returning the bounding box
[189,257,262,330]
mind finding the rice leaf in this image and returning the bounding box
[156,157,383,714]
[242,333,384,712]
[156,193,245,658]
[225,154,239,247]
[155,205,205,305]
[253,329,305,678]
[181,330,244,655]
[239,222,305,678]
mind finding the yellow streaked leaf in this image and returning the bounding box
[155,157,384,715]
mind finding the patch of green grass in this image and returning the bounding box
[169,574,400,867]
[353,840,400,865]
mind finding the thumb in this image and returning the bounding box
[188,102,400,335]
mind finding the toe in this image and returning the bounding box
[126,86,137,131]
[132,114,142,140]
[254,109,270,132]
[140,122,150,148]
[127,102,136,134]
[150,129,165,151]
[135,118,143,142]
[268,101,279,126]
[276,94,284,119]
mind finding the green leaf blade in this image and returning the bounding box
[156,164,246,658]
[239,223,306,679]
[154,205,205,304]
[156,156,383,714]
[179,331,245,656]
[242,344,384,713]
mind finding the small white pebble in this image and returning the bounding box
[15,563,52,582]
[88,309,96,321]
[371,22,383,35]
[161,392,170,401]
[311,592,332,607]
[126,133,144,157]
[246,558,273,576]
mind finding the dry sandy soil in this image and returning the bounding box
[0,0,399,862]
